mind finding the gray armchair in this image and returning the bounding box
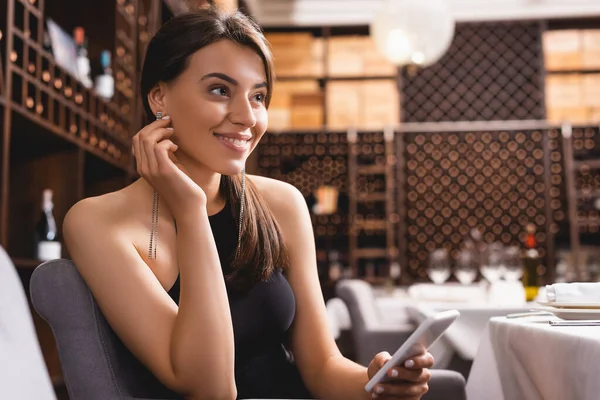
[336,279,466,400]
[30,259,181,400]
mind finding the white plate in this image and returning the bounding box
[531,306,600,321]
[536,301,600,309]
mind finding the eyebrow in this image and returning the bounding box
[200,72,267,89]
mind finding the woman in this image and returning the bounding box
[63,6,433,400]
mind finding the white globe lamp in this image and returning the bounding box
[370,0,456,67]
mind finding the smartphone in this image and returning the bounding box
[364,309,460,393]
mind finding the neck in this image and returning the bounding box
[137,158,227,217]
[176,151,225,215]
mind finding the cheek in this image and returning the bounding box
[255,107,268,132]
[170,96,228,135]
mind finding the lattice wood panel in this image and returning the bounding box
[401,22,545,122]
[401,129,555,282]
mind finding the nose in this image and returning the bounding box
[229,95,257,128]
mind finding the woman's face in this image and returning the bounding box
[161,39,269,176]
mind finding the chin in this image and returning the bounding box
[216,160,247,176]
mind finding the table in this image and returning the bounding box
[466,316,600,400]
[374,283,531,367]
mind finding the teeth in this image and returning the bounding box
[220,136,248,147]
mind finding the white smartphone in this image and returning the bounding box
[364,309,460,393]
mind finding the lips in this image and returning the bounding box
[214,132,251,152]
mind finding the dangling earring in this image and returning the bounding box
[149,111,162,260]
[237,168,245,253]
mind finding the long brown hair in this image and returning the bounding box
[140,6,288,291]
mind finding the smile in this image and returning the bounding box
[214,133,251,152]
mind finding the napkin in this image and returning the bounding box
[545,282,600,303]
[407,283,487,303]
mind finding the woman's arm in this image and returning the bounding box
[262,179,432,400]
[63,200,236,400]
[255,178,370,400]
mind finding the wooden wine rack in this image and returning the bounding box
[4,0,135,171]
[399,124,555,282]
[563,124,600,280]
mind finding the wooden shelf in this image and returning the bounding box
[353,219,387,230]
[574,159,600,169]
[577,189,600,199]
[353,248,388,259]
[276,75,398,82]
[357,192,387,202]
[357,165,386,175]
[546,69,600,75]
[12,258,43,269]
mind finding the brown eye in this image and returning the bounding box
[210,86,228,97]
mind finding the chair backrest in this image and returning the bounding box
[335,279,382,331]
[30,259,181,400]
[0,246,56,400]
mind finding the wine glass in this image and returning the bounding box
[502,246,523,282]
[428,249,451,284]
[480,242,505,283]
[454,249,479,285]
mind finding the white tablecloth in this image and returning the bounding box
[467,316,600,400]
[405,303,529,361]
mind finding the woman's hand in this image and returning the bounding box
[132,115,206,218]
[367,351,434,399]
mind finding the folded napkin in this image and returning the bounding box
[545,282,600,303]
[408,282,487,303]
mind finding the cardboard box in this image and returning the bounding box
[547,107,589,123]
[582,30,600,69]
[582,74,600,107]
[543,30,582,71]
[545,74,582,108]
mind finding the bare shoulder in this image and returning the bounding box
[247,175,307,217]
[63,189,130,237]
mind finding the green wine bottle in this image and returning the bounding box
[522,223,539,301]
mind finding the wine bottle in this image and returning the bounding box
[522,223,539,301]
[328,250,342,281]
[95,50,114,99]
[35,189,62,261]
[74,27,93,88]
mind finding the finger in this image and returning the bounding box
[404,353,434,369]
[142,128,175,173]
[375,352,392,370]
[155,140,179,171]
[139,114,172,136]
[372,382,428,398]
[132,134,143,176]
[385,366,430,383]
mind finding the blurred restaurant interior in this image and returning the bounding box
[2,0,600,399]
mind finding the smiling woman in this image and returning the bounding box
[61,5,434,400]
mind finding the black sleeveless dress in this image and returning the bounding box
[167,203,314,399]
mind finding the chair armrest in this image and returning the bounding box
[423,369,466,400]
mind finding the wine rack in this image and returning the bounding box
[4,0,135,170]
[257,131,350,258]
[0,0,150,388]
[563,124,600,280]
[400,125,556,283]
[347,128,398,283]
[401,22,545,123]
[257,123,562,285]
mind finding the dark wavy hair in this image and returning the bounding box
[140,6,287,291]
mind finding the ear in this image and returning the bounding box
[147,82,168,116]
